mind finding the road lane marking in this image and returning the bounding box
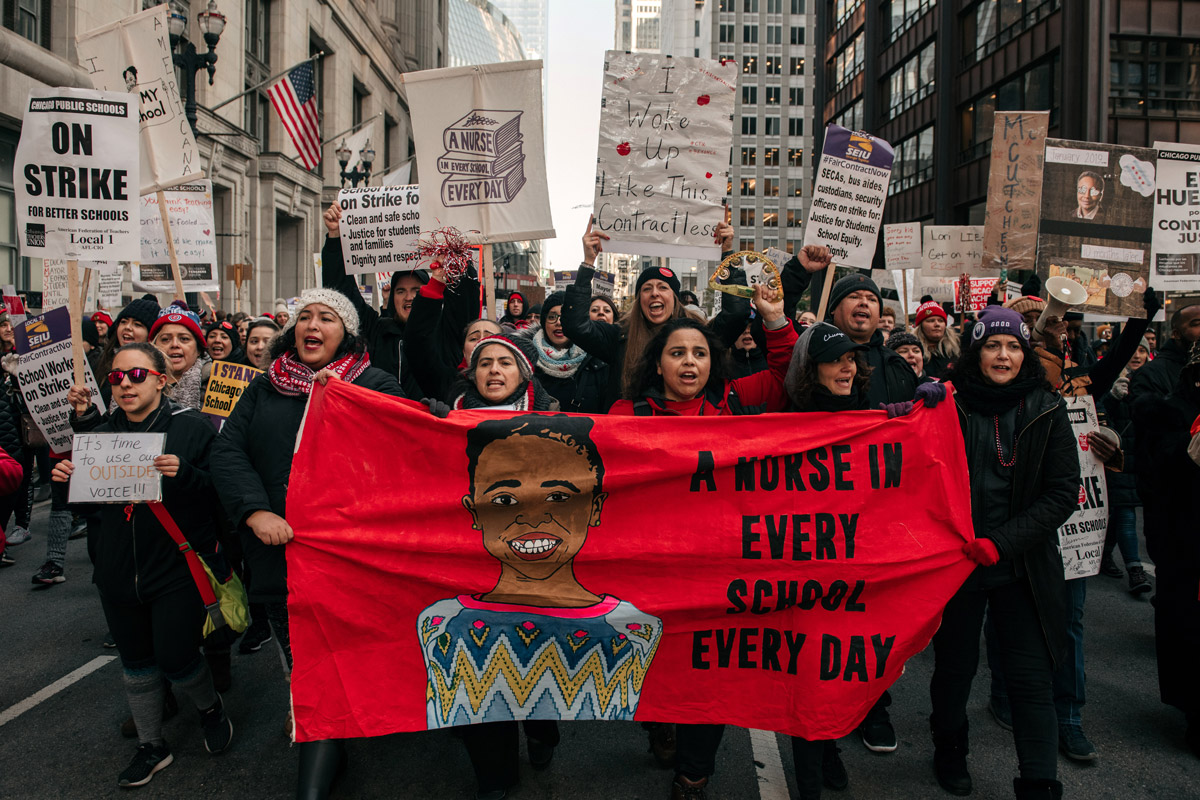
[0,656,117,728]
[750,728,790,800]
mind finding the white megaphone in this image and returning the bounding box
[1035,276,1089,337]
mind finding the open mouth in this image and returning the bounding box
[678,370,699,385]
[303,336,323,352]
[648,301,665,316]
[508,534,562,561]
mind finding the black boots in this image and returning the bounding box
[296,739,347,800]
[1013,777,1064,799]
[931,718,972,796]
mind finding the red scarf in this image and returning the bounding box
[268,351,371,397]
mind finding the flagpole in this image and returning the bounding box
[209,51,326,112]
[320,112,384,147]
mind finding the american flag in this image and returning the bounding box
[267,63,321,170]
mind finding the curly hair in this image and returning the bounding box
[786,351,872,411]
[627,317,729,400]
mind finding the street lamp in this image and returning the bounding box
[336,139,375,188]
[169,0,226,136]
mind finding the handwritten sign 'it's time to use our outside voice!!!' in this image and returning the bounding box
[68,433,166,504]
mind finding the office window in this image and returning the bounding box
[744,25,759,42]
[790,56,806,75]
[885,42,936,117]
[787,178,804,196]
[740,238,757,251]
[960,56,1060,157]
[762,177,779,196]
[244,0,272,148]
[765,116,781,135]
[720,0,736,9]
[788,117,804,136]
[766,86,781,104]
[790,26,805,45]
[789,87,804,105]
[829,33,864,92]
[741,146,757,165]
[768,0,783,12]
[744,54,758,74]
[890,127,935,194]
[786,210,801,227]
[884,0,936,43]
[833,0,861,26]
[764,56,783,74]
[719,23,735,42]
[9,0,48,45]
[743,86,758,105]
[742,116,758,134]
[767,25,782,43]
[744,0,759,10]
[763,147,780,166]
[695,20,700,36]
[1111,38,1199,118]
[788,147,804,165]
[791,0,806,12]
[741,178,757,195]
[740,208,757,226]
[763,207,779,227]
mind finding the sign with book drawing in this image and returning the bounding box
[403,61,554,243]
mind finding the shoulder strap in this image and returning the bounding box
[147,502,224,631]
[633,399,653,416]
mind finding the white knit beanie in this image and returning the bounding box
[280,288,360,340]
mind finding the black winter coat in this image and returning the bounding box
[322,235,424,398]
[403,274,483,400]
[211,367,404,603]
[536,355,612,414]
[75,399,223,606]
[1132,388,1200,569]
[730,347,767,378]
[956,387,1079,665]
[0,375,25,462]
[1102,388,1140,507]
[1129,338,1189,402]
[561,264,749,409]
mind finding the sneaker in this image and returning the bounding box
[1059,725,1098,761]
[989,695,1013,731]
[31,561,65,585]
[1127,566,1152,596]
[238,620,272,654]
[858,706,898,753]
[200,696,233,754]
[69,519,88,540]
[117,742,173,788]
[103,632,118,649]
[669,774,708,800]
[822,742,849,791]
[1099,553,1123,578]
[1,550,14,567]
[6,526,31,546]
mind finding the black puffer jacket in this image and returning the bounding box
[1129,338,1190,402]
[322,235,424,398]
[211,367,404,603]
[73,399,223,605]
[0,370,25,462]
[956,387,1079,665]
[561,263,749,408]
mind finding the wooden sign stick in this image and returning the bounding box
[66,260,85,388]
[483,244,495,321]
[155,189,187,302]
[814,262,836,321]
[901,276,911,331]
[80,266,93,311]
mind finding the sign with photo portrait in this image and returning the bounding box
[1035,139,1157,318]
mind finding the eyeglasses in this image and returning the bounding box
[544,313,562,323]
[106,368,164,385]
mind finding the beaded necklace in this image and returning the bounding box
[993,399,1023,467]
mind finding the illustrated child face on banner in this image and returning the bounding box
[462,415,607,592]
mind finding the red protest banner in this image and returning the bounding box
[286,382,975,742]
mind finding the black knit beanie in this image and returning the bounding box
[113,297,161,332]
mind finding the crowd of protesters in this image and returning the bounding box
[1,210,1198,800]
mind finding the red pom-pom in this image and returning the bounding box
[416,226,474,288]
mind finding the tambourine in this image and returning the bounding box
[708,251,783,299]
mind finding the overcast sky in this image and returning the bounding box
[543,3,614,272]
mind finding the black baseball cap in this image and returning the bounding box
[807,322,867,363]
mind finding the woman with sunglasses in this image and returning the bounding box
[211,289,404,800]
[54,343,234,788]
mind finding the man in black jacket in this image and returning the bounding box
[782,249,918,408]
[1128,302,1200,402]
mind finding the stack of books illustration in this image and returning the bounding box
[438,110,526,206]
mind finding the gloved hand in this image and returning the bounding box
[878,401,914,418]
[1143,286,1162,319]
[421,397,451,418]
[962,539,1000,566]
[914,381,947,408]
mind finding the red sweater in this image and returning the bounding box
[610,323,797,416]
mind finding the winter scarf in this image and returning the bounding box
[165,358,207,410]
[531,328,588,379]
[808,385,867,413]
[268,351,371,397]
[952,366,1043,417]
[451,378,556,411]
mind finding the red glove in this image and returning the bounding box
[962,539,1000,566]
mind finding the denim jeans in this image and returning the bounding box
[990,577,1087,728]
[1108,505,1142,568]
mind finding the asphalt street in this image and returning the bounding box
[1,502,1196,799]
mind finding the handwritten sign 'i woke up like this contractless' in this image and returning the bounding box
[593,51,737,260]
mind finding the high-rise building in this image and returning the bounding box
[816,0,1200,236]
[491,0,548,63]
[712,0,816,262]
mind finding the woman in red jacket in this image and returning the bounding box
[610,284,794,417]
